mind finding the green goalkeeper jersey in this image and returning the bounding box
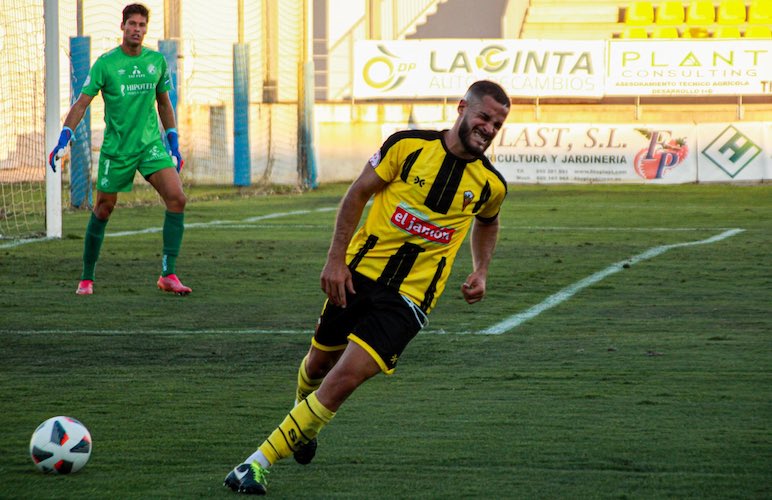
[81,46,172,157]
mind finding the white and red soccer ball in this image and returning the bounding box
[29,416,92,474]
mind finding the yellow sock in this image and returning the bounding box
[296,355,324,405]
[258,392,335,465]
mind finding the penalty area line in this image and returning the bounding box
[479,228,745,335]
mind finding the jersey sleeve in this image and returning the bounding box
[370,131,408,183]
[80,56,105,97]
[475,180,507,223]
[475,196,503,222]
[157,54,172,94]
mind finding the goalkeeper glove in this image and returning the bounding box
[166,128,184,172]
[48,127,73,173]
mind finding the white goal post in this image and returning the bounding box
[45,0,62,239]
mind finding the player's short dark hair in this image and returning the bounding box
[123,3,149,24]
[465,80,510,108]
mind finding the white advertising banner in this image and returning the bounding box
[354,39,772,98]
[696,122,769,181]
[606,40,772,96]
[354,40,605,99]
[382,122,770,184]
[488,124,698,183]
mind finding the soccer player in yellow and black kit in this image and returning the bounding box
[225,80,511,495]
[48,3,190,296]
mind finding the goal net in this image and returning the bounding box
[1,0,309,240]
[0,1,47,239]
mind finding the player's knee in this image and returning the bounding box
[306,348,339,379]
[166,192,187,211]
[94,203,115,220]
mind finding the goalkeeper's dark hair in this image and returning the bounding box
[464,80,510,108]
[123,3,150,24]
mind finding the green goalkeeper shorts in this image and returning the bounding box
[96,141,175,193]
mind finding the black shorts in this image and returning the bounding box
[312,271,427,374]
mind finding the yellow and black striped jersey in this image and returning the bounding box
[346,129,507,313]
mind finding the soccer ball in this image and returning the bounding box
[29,416,92,474]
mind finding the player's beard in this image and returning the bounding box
[458,117,491,157]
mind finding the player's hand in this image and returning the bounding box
[461,271,487,304]
[48,127,73,172]
[166,129,184,172]
[320,259,355,308]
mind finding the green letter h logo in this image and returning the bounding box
[703,126,762,178]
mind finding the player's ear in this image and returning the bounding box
[457,99,467,116]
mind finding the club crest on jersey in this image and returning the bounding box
[391,204,455,245]
[368,150,381,168]
[462,191,474,210]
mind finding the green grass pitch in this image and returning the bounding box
[1,183,770,499]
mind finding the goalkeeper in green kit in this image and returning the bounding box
[49,3,191,296]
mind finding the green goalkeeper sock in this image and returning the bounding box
[81,213,108,281]
[162,210,185,276]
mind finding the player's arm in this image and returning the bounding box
[321,164,387,308]
[48,93,94,172]
[63,93,94,130]
[157,91,183,171]
[461,215,500,304]
[156,91,177,130]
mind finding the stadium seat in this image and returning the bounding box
[714,25,743,36]
[748,0,772,23]
[656,0,686,24]
[717,0,747,24]
[622,26,650,37]
[626,1,655,25]
[651,26,681,37]
[684,0,715,37]
[744,24,772,36]
[686,0,716,24]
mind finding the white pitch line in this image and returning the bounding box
[1,210,747,336]
[0,237,57,249]
[3,229,744,338]
[0,207,340,248]
[503,226,737,232]
[108,206,339,238]
[479,228,745,335]
[3,329,310,335]
[0,195,733,249]
[2,328,453,336]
